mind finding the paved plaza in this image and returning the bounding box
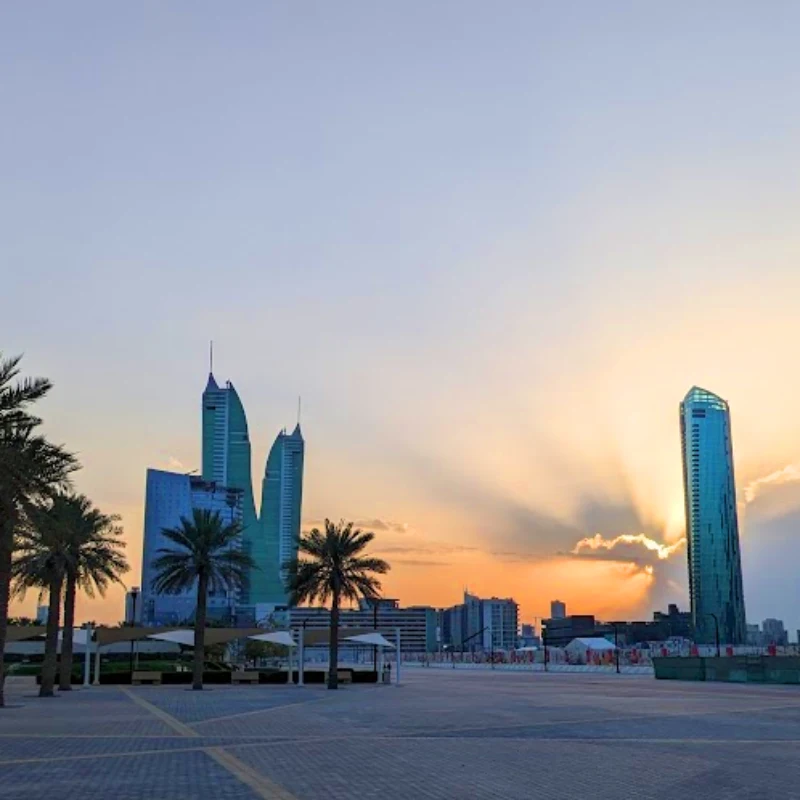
[1,668,799,798]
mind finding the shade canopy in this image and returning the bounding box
[148,629,195,646]
[345,632,396,648]
[58,628,90,645]
[248,631,296,647]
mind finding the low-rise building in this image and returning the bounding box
[439,593,519,651]
[290,600,437,652]
[543,615,599,647]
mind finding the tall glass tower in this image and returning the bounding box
[256,425,305,606]
[202,373,258,604]
[680,387,746,645]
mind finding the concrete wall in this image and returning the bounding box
[654,656,800,684]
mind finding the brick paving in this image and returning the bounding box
[1,669,800,798]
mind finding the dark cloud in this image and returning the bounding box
[391,558,451,567]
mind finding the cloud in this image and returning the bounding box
[156,455,188,472]
[353,518,409,533]
[302,517,408,533]
[743,463,800,504]
[570,533,686,562]
[391,558,451,567]
[374,543,480,555]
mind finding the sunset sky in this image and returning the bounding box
[6,2,800,631]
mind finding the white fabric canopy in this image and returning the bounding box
[58,628,90,645]
[148,629,196,646]
[248,631,296,647]
[345,632,396,648]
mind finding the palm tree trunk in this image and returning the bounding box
[58,572,76,691]
[0,516,12,708]
[327,590,340,690]
[193,572,208,691]
[39,574,63,697]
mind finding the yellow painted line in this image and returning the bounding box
[0,744,208,766]
[118,687,199,738]
[205,747,299,800]
[190,694,330,727]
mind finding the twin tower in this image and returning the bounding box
[201,371,304,609]
[139,371,304,626]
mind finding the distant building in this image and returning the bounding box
[762,618,788,646]
[124,588,142,624]
[746,623,762,646]
[651,604,693,640]
[290,601,437,653]
[518,623,539,648]
[439,592,519,651]
[680,386,747,644]
[542,615,599,647]
[36,605,48,624]
[201,373,259,604]
[550,600,566,619]
[258,425,304,607]
[140,469,244,626]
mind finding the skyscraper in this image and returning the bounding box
[202,373,258,603]
[140,469,244,625]
[256,425,305,606]
[680,386,746,645]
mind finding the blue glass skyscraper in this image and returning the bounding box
[257,425,305,606]
[680,387,747,645]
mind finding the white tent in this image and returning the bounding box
[344,632,396,648]
[148,629,195,646]
[565,637,616,664]
[248,631,296,647]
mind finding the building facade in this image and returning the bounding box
[550,599,566,619]
[290,600,437,653]
[439,593,519,651]
[542,615,601,647]
[762,618,788,646]
[202,374,258,604]
[680,386,747,644]
[140,469,244,626]
[257,425,305,607]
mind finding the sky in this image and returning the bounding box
[5,2,800,632]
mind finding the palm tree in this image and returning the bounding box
[151,508,254,690]
[285,519,390,690]
[12,498,74,697]
[0,353,77,706]
[57,494,128,691]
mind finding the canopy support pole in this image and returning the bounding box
[93,641,101,686]
[298,631,304,686]
[83,624,93,687]
[395,628,401,686]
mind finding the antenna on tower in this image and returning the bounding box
[209,340,214,374]
[297,395,302,426]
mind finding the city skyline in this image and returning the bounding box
[7,3,800,631]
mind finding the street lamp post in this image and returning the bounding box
[128,587,140,680]
[542,626,548,672]
[610,623,621,674]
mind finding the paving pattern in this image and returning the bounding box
[1,669,800,798]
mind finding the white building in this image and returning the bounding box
[290,600,437,653]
